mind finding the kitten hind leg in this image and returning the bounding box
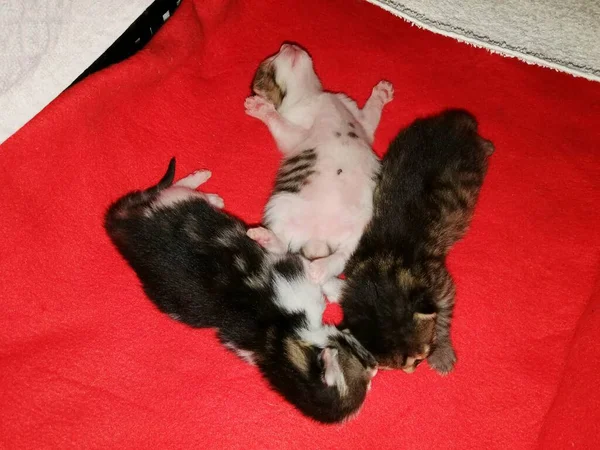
[301,240,329,260]
[308,251,348,285]
[247,226,287,254]
[322,277,346,303]
[174,170,212,189]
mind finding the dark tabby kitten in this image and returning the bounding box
[104,159,377,423]
[338,109,494,374]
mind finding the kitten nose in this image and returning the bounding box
[281,43,299,53]
[367,367,378,379]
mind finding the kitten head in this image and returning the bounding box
[340,259,438,373]
[264,326,378,423]
[251,43,322,109]
[443,109,495,157]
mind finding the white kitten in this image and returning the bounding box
[245,43,393,286]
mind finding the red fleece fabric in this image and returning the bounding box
[1,0,599,448]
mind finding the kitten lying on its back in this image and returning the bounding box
[329,109,494,375]
[245,43,392,286]
[104,159,377,423]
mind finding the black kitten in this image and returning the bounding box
[104,159,377,423]
[333,109,494,375]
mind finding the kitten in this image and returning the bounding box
[330,109,494,375]
[244,43,393,286]
[104,158,378,423]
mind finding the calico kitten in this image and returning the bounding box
[333,109,494,375]
[245,43,392,285]
[104,159,377,423]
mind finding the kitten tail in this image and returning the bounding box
[147,157,177,195]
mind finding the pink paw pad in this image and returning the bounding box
[373,81,394,104]
[244,96,276,119]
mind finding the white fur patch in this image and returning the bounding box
[271,267,345,348]
[299,325,338,348]
[322,347,348,396]
[146,187,203,215]
[322,277,346,303]
[272,274,324,331]
[223,341,256,365]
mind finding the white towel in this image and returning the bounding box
[0,0,154,145]
[367,0,600,82]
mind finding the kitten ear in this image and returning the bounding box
[414,292,437,320]
[414,311,436,320]
[480,137,495,156]
[337,331,379,369]
[320,348,348,395]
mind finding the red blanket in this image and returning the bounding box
[1,0,599,448]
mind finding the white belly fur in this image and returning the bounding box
[265,94,379,253]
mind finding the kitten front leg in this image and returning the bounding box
[244,96,308,155]
[427,279,457,375]
[173,169,225,209]
[359,81,394,143]
[174,169,212,189]
[168,170,225,208]
[247,226,287,254]
[428,328,456,375]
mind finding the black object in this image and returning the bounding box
[70,0,182,87]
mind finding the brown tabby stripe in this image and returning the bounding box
[274,148,317,194]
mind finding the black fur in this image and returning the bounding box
[341,109,494,374]
[105,159,376,422]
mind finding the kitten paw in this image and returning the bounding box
[174,170,212,189]
[372,80,394,105]
[247,227,285,253]
[205,193,225,209]
[427,345,456,375]
[244,96,276,120]
[247,227,274,246]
